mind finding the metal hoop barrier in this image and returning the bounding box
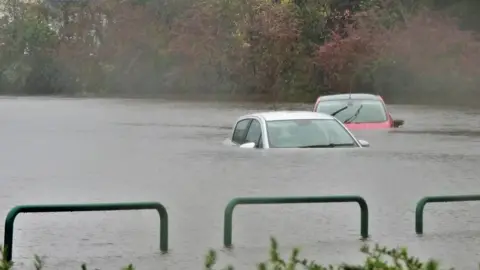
[223,195,369,247]
[415,195,480,235]
[3,202,169,261]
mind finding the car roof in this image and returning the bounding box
[318,93,381,101]
[241,111,335,121]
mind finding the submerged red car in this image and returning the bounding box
[313,93,404,130]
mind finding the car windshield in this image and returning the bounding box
[266,119,357,148]
[315,99,388,123]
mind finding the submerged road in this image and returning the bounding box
[0,97,479,269]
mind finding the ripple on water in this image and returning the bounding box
[0,99,479,269]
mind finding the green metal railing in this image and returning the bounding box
[3,202,169,261]
[415,195,480,235]
[223,195,369,247]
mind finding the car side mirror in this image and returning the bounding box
[239,142,256,149]
[358,139,370,147]
[393,119,404,128]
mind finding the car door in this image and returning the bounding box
[244,119,263,148]
[232,118,252,145]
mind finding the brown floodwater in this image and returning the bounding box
[0,97,479,269]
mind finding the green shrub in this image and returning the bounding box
[1,237,473,269]
[205,237,442,270]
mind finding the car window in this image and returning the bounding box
[266,119,356,148]
[232,119,251,144]
[244,119,262,146]
[316,100,387,123]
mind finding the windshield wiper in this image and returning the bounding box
[343,104,363,124]
[300,143,355,148]
[330,106,349,117]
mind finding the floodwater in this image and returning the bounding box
[0,97,480,270]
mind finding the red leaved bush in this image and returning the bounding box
[386,10,480,78]
[314,29,374,93]
[314,3,480,99]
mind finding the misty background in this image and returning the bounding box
[0,0,479,105]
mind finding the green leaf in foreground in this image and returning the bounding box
[1,237,472,270]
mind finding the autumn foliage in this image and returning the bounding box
[314,2,480,102]
[169,0,302,100]
[0,0,479,104]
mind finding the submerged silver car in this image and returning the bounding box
[229,111,370,149]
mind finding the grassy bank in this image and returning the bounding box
[0,237,469,270]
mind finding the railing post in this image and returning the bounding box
[223,199,237,248]
[358,197,369,239]
[4,207,19,262]
[3,202,169,262]
[156,203,169,253]
[223,195,369,248]
[415,197,428,235]
[415,195,480,235]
